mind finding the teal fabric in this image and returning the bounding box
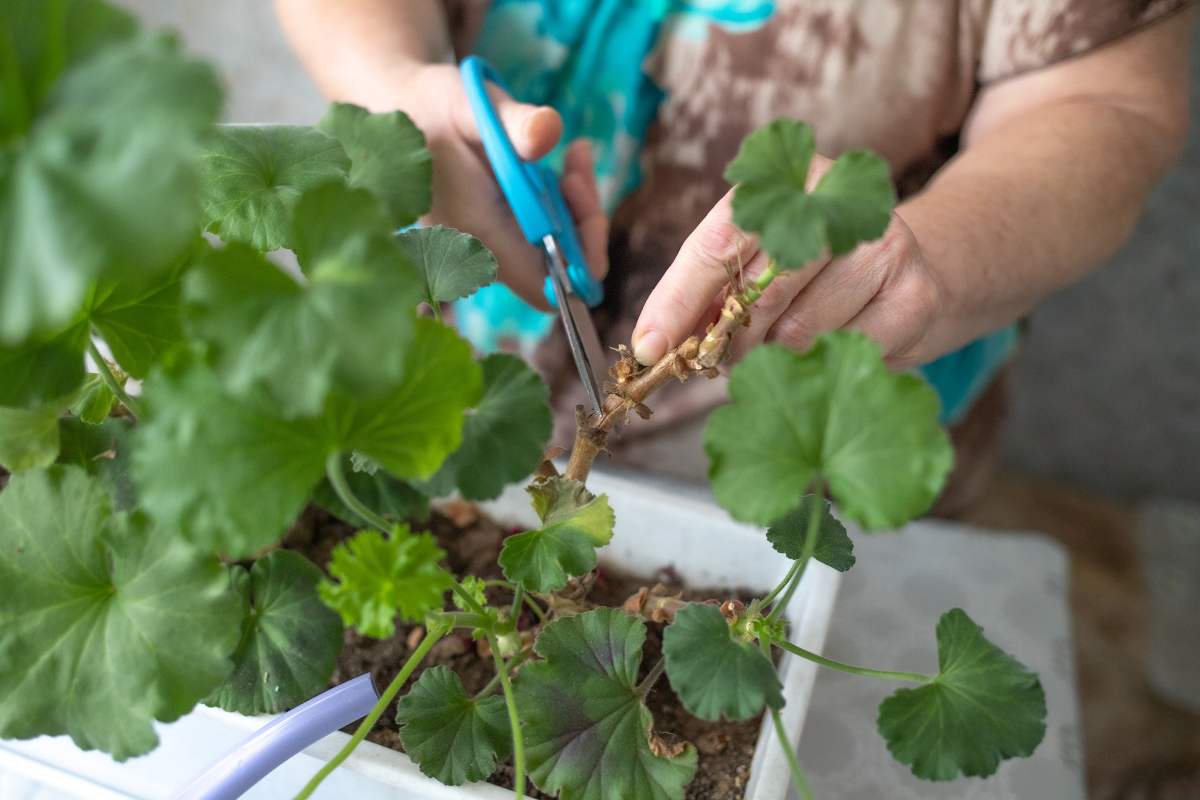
[453,0,1016,425]
[919,325,1018,423]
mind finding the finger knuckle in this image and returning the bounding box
[770,313,814,350]
[689,220,748,273]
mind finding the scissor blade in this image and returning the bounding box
[563,294,608,412]
[543,239,606,415]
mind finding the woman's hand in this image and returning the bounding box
[631,162,945,370]
[276,2,610,308]
[390,64,609,309]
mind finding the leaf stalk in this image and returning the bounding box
[324,452,392,534]
[486,632,526,799]
[293,620,449,800]
[87,339,141,419]
[770,705,814,800]
[771,638,930,684]
[738,260,782,307]
[766,487,823,624]
[636,656,667,700]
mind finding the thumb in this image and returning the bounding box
[453,82,563,161]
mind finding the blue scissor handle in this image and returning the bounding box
[459,56,603,308]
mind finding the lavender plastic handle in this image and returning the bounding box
[173,673,379,800]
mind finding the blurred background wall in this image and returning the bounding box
[118,1,1199,505]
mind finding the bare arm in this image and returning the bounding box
[904,9,1192,360]
[274,0,452,108]
[632,11,1192,368]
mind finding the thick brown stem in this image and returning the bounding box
[563,294,751,483]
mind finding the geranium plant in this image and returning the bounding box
[0,4,1047,799]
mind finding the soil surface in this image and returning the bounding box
[285,502,766,800]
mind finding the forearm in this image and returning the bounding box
[274,0,451,109]
[903,96,1185,359]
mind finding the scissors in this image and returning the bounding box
[459,55,608,415]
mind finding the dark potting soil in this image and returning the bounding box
[284,502,766,800]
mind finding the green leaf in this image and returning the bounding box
[318,102,432,228]
[396,225,498,307]
[0,326,91,471]
[424,353,550,500]
[498,477,614,593]
[877,608,1046,781]
[69,374,117,423]
[84,246,193,378]
[134,320,477,556]
[0,32,222,341]
[312,455,429,526]
[186,186,421,417]
[0,324,87,407]
[662,603,782,722]
[0,466,241,760]
[765,495,855,572]
[724,119,895,268]
[132,355,328,558]
[0,404,60,471]
[0,0,138,139]
[328,317,483,480]
[56,415,135,508]
[704,332,952,529]
[206,550,343,715]
[396,666,511,785]
[516,608,697,800]
[199,125,349,251]
[318,524,452,638]
[454,575,489,612]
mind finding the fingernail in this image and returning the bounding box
[633,330,667,366]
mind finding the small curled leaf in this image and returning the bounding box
[318,524,452,638]
[766,495,855,572]
[498,477,614,593]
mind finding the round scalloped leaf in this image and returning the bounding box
[132,355,329,557]
[516,608,698,800]
[0,465,241,760]
[0,0,137,137]
[56,415,136,509]
[0,325,87,408]
[396,666,511,785]
[765,495,855,572]
[186,189,421,417]
[396,225,498,308]
[704,332,952,529]
[0,404,64,472]
[84,248,192,379]
[206,550,343,715]
[877,608,1047,781]
[1,31,221,342]
[328,317,483,481]
[499,477,614,593]
[318,102,432,228]
[318,524,452,638]
[724,119,895,268]
[134,321,478,556]
[424,353,551,500]
[663,602,783,722]
[198,125,349,252]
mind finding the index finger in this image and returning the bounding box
[631,189,758,365]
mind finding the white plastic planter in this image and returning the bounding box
[0,468,840,800]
